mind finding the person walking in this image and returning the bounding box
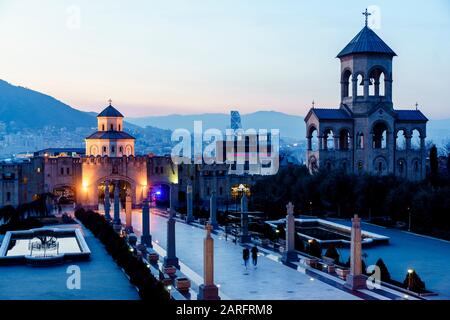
[243,248,250,270]
[251,245,259,268]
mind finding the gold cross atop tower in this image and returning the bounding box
[362,8,371,27]
[108,99,112,106]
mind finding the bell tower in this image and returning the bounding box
[338,9,397,115]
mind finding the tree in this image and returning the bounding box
[308,240,322,258]
[375,258,391,282]
[324,244,340,263]
[403,270,426,292]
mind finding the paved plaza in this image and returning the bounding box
[119,208,359,300]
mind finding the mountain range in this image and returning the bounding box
[1,78,449,151]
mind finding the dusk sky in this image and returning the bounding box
[0,0,449,118]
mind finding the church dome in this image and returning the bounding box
[337,26,397,58]
[97,103,124,118]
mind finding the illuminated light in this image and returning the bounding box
[82,181,88,190]
[217,284,221,288]
[408,269,414,274]
[404,294,409,299]
[308,239,313,244]
[155,240,159,243]
[310,277,314,281]
[167,285,172,291]
[156,191,161,195]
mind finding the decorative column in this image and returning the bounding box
[125,189,133,232]
[318,135,323,150]
[113,180,121,231]
[141,199,152,247]
[186,181,194,223]
[363,77,370,99]
[282,202,299,263]
[169,182,176,216]
[240,194,250,243]
[345,214,366,290]
[210,191,218,229]
[104,180,111,221]
[164,203,180,269]
[352,77,357,102]
[198,223,220,300]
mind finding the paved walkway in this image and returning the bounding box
[119,208,359,300]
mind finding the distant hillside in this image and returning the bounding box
[0,79,97,130]
[0,79,171,157]
[128,111,305,140]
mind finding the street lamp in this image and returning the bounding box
[407,268,414,290]
[309,201,313,215]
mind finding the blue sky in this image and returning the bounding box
[0,0,449,118]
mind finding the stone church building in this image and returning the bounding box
[305,21,428,180]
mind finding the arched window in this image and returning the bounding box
[358,161,363,173]
[103,146,107,153]
[60,167,64,175]
[308,127,319,151]
[356,74,364,96]
[342,70,352,98]
[396,130,407,150]
[398,159,405,175]
[368,68,386,97]
[110,124,114,131]
[339,129,351,150]
[372,122,388,149]
[323,129,335,150]
[6,192,11,202]
[102,124,105,131]
[379,72,385,96]
[118,124,121,131]
[411,129,421,150]
[414,160,419,172]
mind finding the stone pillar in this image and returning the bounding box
[186,182,194,223]
[282,202,299,263]
[352,77,357,102]
[104,180,111,221]
[164,208,180,269]
[169,183,176,216]
[209,191,218,229]
[307,137,312,151]
[198,223,220,300]
[363,78,370,99]
[240,195,250,243]
[240,194,248,213]
[345,214,366,290]
[125,189,133,232]
[141,199,152,247]
[318,135,323,150]
[113,180,121,230]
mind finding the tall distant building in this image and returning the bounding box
[304,15,427,181]
[230,111,242,130]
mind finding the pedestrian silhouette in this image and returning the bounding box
[251,245,259,268]
[243,248,250,270]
